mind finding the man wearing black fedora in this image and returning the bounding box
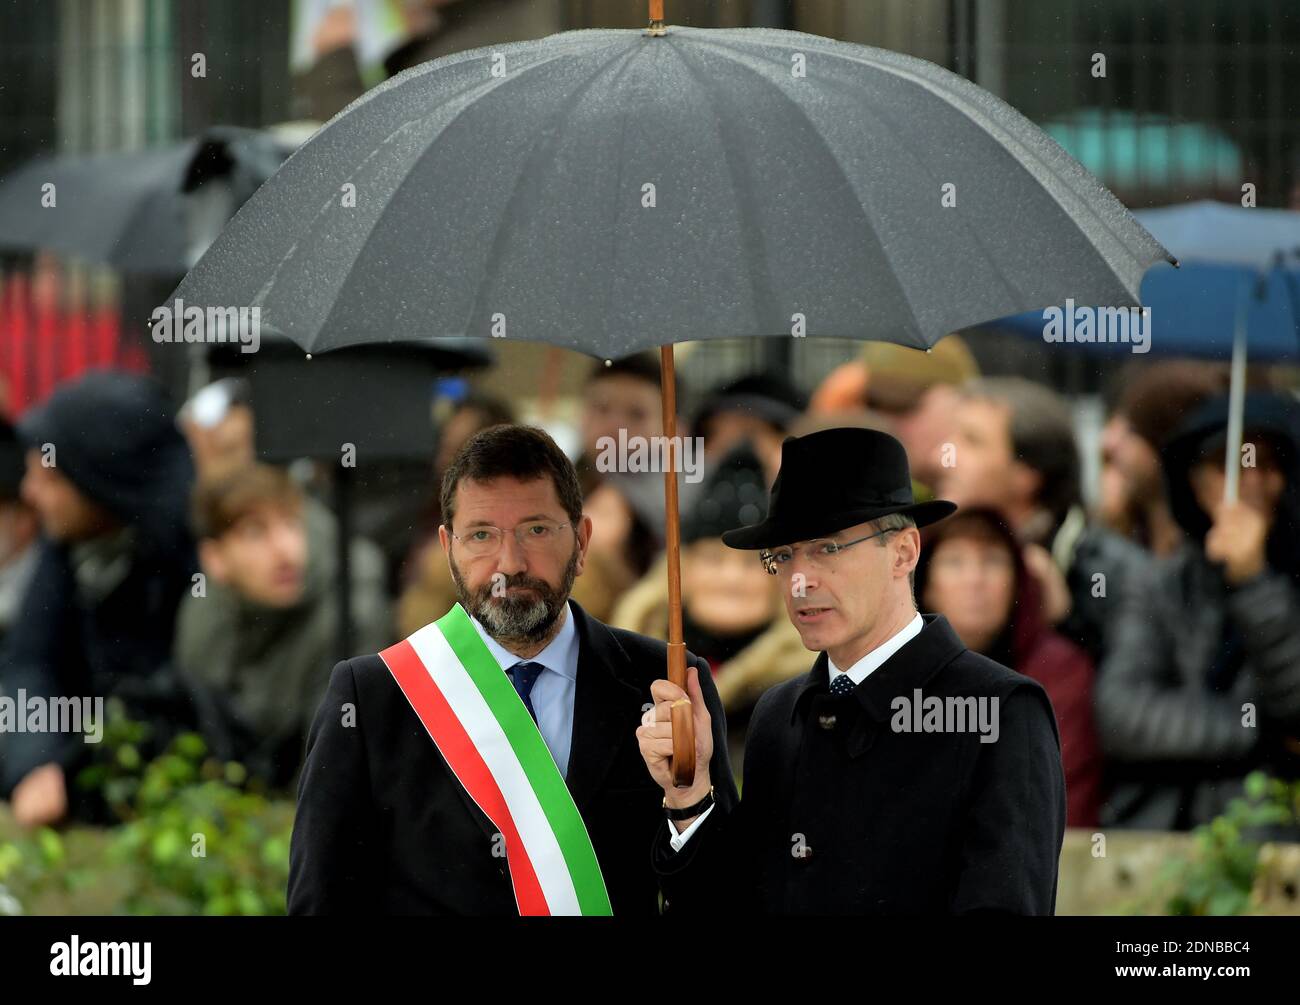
[636,427,1066,914]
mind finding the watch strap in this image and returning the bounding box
[664,786,714,821]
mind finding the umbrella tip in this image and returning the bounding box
[645,0,667,35]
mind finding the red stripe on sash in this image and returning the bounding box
[379,638,551,915]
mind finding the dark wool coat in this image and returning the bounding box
[653,614,1066,915]
[287,600,737,914]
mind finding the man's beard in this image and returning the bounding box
[449,549,578,646]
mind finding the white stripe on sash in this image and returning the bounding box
[407,622,583,916]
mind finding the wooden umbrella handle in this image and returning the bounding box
[660,344,697,787]
[668,644,695,787]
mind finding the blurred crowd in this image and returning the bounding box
[0,339,1297,839]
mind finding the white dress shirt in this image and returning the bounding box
[669,611,926,852]
[827,611,924,687]
[469,601,579,778]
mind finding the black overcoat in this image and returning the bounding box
[287,600,737,914]
[653,614,1066,915]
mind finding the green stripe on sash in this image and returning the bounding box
[436,604,612,916]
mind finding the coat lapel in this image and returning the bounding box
[563,600,645,814]
[852,614,967,724]
[791,614,969,759]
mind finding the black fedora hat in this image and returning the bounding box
[721,427,956,550]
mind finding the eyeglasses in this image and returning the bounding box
[760,528,897,575]
[450,520,571,557]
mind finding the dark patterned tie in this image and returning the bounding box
[829,673,856,697]
[508,661,545,722]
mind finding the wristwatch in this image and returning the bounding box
[664,786,714,821]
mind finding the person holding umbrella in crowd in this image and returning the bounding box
[1096,392,1300,832]
[636,427,1066,915]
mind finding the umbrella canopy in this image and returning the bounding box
[0,126,292,274]
[165,26,1170,357]
[1137,200,1300,269]
[982,201,1300,360]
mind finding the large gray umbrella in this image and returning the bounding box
[167,25,1170,354]
[165,14,1171,784]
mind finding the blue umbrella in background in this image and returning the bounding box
[983,200,1300,501]
[983,201,1300,360]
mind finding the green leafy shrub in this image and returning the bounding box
[1156,772,1300,916]
[0,708,293,916]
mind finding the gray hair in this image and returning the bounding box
[872,512,918,596]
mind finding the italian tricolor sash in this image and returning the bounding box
[378,602,612,916]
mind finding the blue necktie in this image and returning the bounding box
[508,661,545,723]
[829,673,856,697]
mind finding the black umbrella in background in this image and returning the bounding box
[166,2,1171,783]
[0,126,292,274]
[0,127,297,415]
[0,123,495,660]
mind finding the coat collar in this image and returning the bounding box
[791,613,968,724]
[563,599,645,812]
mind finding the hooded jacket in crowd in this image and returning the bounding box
[0,372,197,814]
[1096,392,1300,832]
[915,508,1103,828]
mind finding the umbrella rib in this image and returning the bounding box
[692,30,1167,300]
[460,40,648,346]
[675,36,927,342]
[811,66,1034,323]
[598,40,663,352]
[688,33,1047,326]
[669,46,785,337]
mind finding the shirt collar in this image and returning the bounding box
[468,599,579,680]
[827,611,924,686]
[793,614,967,724]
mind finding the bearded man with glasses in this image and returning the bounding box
[637,427,1066,915]
[289,424,737,915]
